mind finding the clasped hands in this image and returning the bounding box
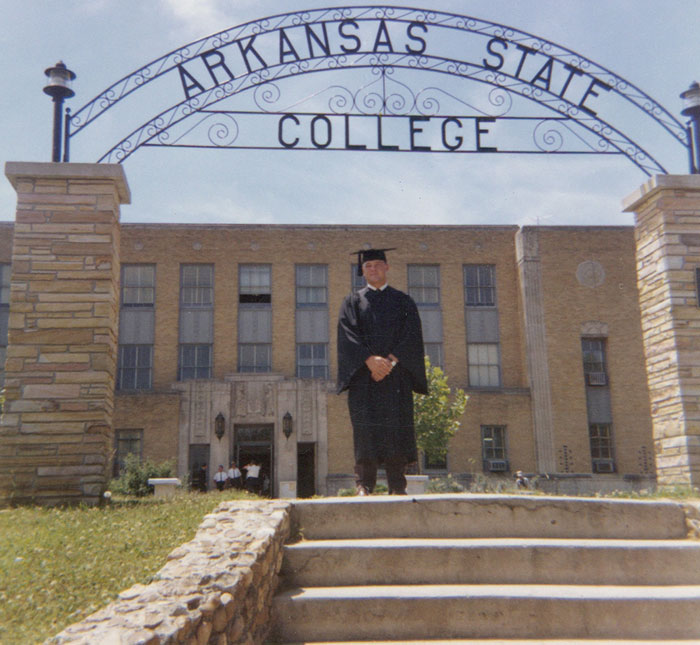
[365,354,398,382]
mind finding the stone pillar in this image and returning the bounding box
[624,175,700,487]
[516,227,557,474]
[0,162,130,506]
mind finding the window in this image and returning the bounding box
[409,265,443,368]
[117,345,153,390]
[481,425,508,471]
[408,265,440,305]
[297,343,329,378]
[582,338,606,374]
[0,264,11,387]
[351,266,367,293]
[582,338,608,386]
[239,343,271,373]
[239,264,271,304]
[296,265,327,305]
[113,429,143,477]
[239,265,272,372]
[122,265,154,306]
[590,423,616,472]
[464,265,495,306]
[468,343,500,387]
[482,425,507,460]
[465,265,500,385]
[118,265,155,391]
[424,343,443,370]
[296,265,329,378]
[181,264,213,307]
[0,263,10,305]
[179,344,212,380]
[179,265,213,381]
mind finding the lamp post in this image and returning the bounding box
[43,61,75,163]
[681,81,700,174]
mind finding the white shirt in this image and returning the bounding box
[228,467,241,479]
[214,470,228,482]
[245,464,261,478]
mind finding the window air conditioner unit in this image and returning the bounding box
[593,460,615,473]
[485,459,509,472]
[587,372,607,386]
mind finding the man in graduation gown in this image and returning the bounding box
[337,248,428,495]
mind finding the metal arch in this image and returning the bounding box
[97,52,665,175]
[68,5,689,172]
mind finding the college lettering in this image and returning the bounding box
[277,114,498,152]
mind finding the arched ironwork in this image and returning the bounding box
[66,6,689,176]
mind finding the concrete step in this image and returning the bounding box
[281,537,700,586]
[290,495,689,540]
[270,584,700,641]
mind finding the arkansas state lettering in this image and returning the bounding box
[177,19,428,99]
[175,20,609,119]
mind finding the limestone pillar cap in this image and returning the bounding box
[622,174,700,213]
[4,161,131,204]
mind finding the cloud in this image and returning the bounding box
[157,0,236,35]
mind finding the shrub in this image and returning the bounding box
[337,483,389,496]
[426,474,465,493]
[109,454,175,497]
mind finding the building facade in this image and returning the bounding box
[0,220,656,496]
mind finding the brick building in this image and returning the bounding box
[0,217,656,496]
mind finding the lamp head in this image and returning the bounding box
[681,81,700,118]
[282,411,293,440]
[214,412,225,441]
[44,61,76,100]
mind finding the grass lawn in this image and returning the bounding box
[0,489,256,645]
[1,486,697,644]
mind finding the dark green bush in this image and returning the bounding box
[109,454,175,497]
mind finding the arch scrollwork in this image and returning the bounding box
[64,6,687,174]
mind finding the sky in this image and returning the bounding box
[1,0,699,228]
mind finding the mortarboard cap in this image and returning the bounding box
[352,247,396,275]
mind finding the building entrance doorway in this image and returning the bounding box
[234,425,273,497]
[297,442,315,498]
[189,443,209,492]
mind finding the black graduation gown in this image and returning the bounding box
[337,285,428,464]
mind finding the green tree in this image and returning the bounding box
[413,356,468,470]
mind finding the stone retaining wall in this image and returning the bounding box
[46,500,292,645]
